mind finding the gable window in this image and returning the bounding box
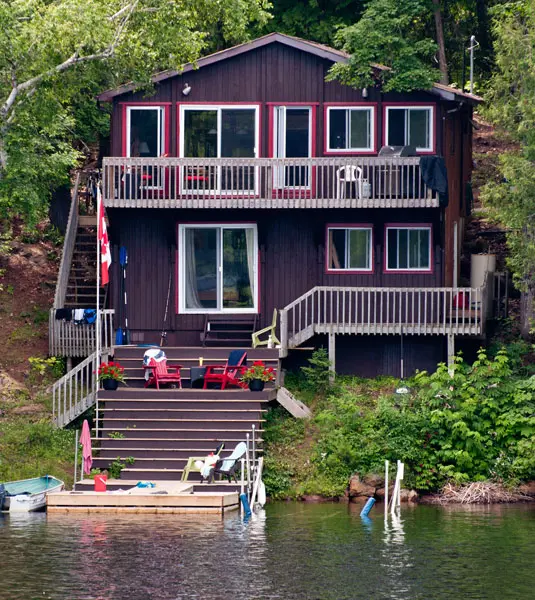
[386,226,432,272]
[327,107,374,153]
[179,224,258,313]
[327,226,373,272]
[385,106,434,152]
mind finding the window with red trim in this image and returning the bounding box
[327,226,373,272]
[385,106,434,152]
[386,226,432,271]
[327,107,374,152]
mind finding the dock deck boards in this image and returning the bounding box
[47,481,239,514]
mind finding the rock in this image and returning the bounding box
[301,495,337,503]
[0,369,27,401]
[348,474,376,498]
[375,486,395,500]
[408,489,419,503]
[518,481,535,497]
[362,473,384,488]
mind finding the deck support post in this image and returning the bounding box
[328,332,336,383]
[66,357,73,373]
[447,333,455,376]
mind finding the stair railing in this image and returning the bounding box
[49,308,115,358]
[53,171,81,310]
[52,348,101,428]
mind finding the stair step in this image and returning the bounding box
[95,429,263,440]
[93,438,263,447]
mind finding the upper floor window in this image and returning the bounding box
[327,226,373,272]
[385,225,432,272]
[327,107,374,153]
[385,106,434,152]
[126,106,166,157]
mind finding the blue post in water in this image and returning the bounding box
[240,493,252,518]
[360,497,376,517]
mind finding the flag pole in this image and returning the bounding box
[95,184,101,439]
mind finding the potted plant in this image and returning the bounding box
[240,360,275,392]
[97,361,126,391]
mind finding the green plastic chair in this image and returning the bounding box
[252,309,280,348]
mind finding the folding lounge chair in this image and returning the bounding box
[208,442,247,483]
[203,350,247,390]
[252,309,281,348]
[181,443,225,482]
[144,358,183,389]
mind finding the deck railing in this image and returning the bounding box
[49,309,115,357]
[280,286,486,352]
[52,349,103,428]
[102,156,439,209]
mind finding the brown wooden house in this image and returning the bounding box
[95,32,485,378]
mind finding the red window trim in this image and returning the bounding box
[382,103,436,155]
[383,223,434,274]
[323,103,378,155]
[325,223,374,274]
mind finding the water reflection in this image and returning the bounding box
[1,504,535,599]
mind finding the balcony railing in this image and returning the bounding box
[102,157,439,209]
[49,309,115,358]
[279,286,486,353]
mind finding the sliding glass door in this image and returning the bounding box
[180,106,259,194]
[179,224,258,313]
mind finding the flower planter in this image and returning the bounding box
[248,379,265,392]
[102,379,119,391]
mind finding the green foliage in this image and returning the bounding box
[0,419,75,484]
[28,356,65,381]
[108,456,135,479]
[0,0,271,228]
[107,431,125,439]
[300,348,333,394]
[328,0,438,92]
[265,345,535,497]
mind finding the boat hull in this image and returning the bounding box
[1,477,65,513]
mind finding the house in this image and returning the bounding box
[92,32,485,378]
[48,32,486,480]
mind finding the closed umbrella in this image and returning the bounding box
[80,420,93,475]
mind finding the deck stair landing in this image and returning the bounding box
[93,346,278,484]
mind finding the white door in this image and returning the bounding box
[273,106,312,189]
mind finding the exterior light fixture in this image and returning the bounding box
[182,83,192,96]
[362,87,368,99]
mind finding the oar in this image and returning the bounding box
[120,246,131,344]
[114,246,124,345]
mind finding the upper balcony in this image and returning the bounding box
[101,156,439,210]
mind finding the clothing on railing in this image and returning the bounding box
[55,308,72,321]
[419,156,448,207]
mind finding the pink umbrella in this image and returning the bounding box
[80,420,93,475]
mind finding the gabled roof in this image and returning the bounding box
[97,32,482,104]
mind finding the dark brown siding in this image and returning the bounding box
[109,43,441,159]
[108,207,443,345]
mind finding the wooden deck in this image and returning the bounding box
[102,156,439,209]
[47,481,239,514]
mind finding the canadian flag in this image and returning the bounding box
[98,188,111,286]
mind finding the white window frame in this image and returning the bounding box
[126,105,166,190]
[326,106,375,153]
[273,106,313,189]
[385,105,434,152]
[326,226,373,273]
[179,104,260,195]
[385,226,432,272]
[178,223,258,314]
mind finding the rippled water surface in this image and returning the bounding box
[2,502,535,599]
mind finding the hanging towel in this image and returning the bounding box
[80,420,93,476]
[419,156,448,207]
[84,308,97,324]
[55,308,72,321]
[73,309,85,324]
[143,348,166,381]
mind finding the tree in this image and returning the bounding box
[328,0,438,92]
[481,0,535,337]
[0,0,270,226]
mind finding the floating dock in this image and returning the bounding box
[47,481,239,514]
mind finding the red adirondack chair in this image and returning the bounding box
[144,358,183,389]
[202,350,247,390]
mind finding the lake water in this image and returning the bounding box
[2,502,535,599]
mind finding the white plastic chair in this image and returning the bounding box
[336,165,363,199]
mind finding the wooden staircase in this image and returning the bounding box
[91,346,278,484]
[64,219,106,309]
